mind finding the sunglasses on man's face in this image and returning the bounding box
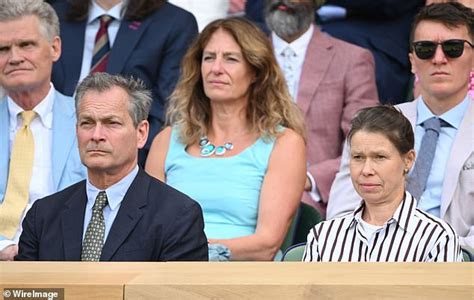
[412,39,474,60]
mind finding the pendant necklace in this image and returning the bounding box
[199,136,234,157]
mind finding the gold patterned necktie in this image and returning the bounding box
[0,111,36,238]
[81,191,109,261]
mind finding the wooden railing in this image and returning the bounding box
[1,262,472,299]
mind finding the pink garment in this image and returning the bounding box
[469,71,474,98]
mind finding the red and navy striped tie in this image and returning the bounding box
[90,15,113,73]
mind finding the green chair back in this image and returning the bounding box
[280,203,324,254]
[462,248,472,262]
[281,242,306,261]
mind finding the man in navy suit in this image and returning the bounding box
[50,0,198,166]
[16,73,208,261]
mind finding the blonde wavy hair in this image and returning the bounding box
[166,17,306,145]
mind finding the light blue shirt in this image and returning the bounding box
[82,165,139,241]
[414,96,470,217]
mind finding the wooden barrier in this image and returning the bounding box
[1,262,472,299]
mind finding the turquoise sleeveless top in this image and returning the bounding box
[165,127,276,239]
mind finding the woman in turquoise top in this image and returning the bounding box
[145,17,306,261]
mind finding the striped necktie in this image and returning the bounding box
[0,111,36,239]
[90,15,113,74]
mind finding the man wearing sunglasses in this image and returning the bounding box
[328,2,474,255]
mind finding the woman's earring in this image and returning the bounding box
[403,168,409,175]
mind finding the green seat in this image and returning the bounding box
[281,202,323,254]
[281,242,306,261]
[462,248,472,262]
[294,203,323,243]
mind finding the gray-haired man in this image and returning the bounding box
[0,0,85,260]
[16,73,208,261]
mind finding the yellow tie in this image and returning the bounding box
[0,111,36,239]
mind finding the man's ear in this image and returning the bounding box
[409,52,417,75]
[136,120,149,149]
[51,36,61,62]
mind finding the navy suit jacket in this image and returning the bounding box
[16,169,208,261]
[51,2,198,164]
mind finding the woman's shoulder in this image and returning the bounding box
[153,126,173,145]
[269,127,305,156]
[414,208,458,237]
[308,214,353,239]
[275,127,303,142]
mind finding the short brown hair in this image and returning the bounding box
[410,2,474,47]
[348,105,414,155]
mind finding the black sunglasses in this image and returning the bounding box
[412,39,474,59]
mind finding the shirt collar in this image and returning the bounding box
[349,192,417,234]
[86,165,139,211]
[88,0,123,24]
[349,200,366,228]
[417,94,470,129]
[272,24,314,58]
[7,83,54,130]
[390,192,418,234]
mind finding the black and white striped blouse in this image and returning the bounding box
[303,192,462,262]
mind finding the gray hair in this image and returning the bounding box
[75,73,152,127]
[0,0,59,42]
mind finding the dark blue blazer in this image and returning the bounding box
[16,169,208,261]
[51,2,198,164]
[245,0,268,34]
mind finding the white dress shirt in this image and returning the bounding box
[0,84,55,250]
[272,24,314,101]
[304,193,462,262]
[78,0,123,82]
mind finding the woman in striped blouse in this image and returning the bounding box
[303,106,462,262]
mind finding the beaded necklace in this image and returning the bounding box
[199,136,234,156]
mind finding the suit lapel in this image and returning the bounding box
[51,91,77,190]
[297,28,335,116]
[398,98,418,130]
[100,169,148,261]
[61,182,87,260]
[440,100,474,216]
[107,18,152,74]
[400,98,473,218]
[0,99,9,198]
